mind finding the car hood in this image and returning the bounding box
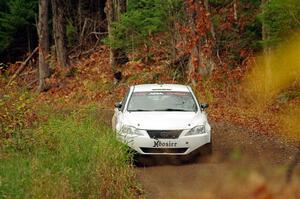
[123,111,206,130]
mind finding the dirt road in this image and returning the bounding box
[136,123,300,199]
[98,110,300,198]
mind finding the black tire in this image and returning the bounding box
[178,141,213,164]
[133,154,152,167]
[132,153,144,167]
[202,133,213,156]
[179,154,195,164]
[201,142,212,156]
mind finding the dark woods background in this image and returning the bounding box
[0,0,299,72]
[0,0,106,63]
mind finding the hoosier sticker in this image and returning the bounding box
[153,140,177,147]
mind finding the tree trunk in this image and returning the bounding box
[262,0,270,50]
[186,0,215,81]
[262,0,272,104]
[204,0,222,64]
[105,0,128,70]
[51,0,68,67]
[187,0,199,80]
[78,0,82,35]
[99,0,106,20]
[233,0,238,21]
[37,0,50,92]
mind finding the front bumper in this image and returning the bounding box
[117,132,211,155]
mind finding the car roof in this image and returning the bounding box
[133,84,190,92]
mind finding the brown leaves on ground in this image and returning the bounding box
[2,42,299,142]
[34,45,177,110]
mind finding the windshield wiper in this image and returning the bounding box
[153,108,191,111]
[129,108,195,112]
[128,109,153,112]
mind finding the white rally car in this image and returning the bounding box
[112,84,212,157]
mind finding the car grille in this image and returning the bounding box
[146,130,182,139]
[140,147,188,154]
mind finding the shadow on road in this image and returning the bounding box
[133,153,216,167]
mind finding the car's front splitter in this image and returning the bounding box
[117,133,211,155]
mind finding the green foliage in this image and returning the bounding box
[0,107,137,199]
[0,0,8,12]
[66,19,77,47]
[210,0,261,67]
[261,0,300,46]
[0,0,37,54]
[105,0,183,53]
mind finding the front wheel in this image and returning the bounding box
[180,142,213,163]
[201,142,212,156]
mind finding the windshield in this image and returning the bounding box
[127,91,198,112]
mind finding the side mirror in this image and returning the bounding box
[114,102,122,110]
[200,103,209,110]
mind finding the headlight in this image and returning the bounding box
[120,125,143,136]
[185,125,206,136]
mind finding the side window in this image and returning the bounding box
[120,88,131,112]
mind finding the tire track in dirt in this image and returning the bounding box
[96,109,300,198]
[136,123,300,199]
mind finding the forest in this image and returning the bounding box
[0,0,300,198]
[0,0,299,90]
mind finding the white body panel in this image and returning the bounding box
[113,84,211,155]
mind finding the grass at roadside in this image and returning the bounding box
[0,106,139,199]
